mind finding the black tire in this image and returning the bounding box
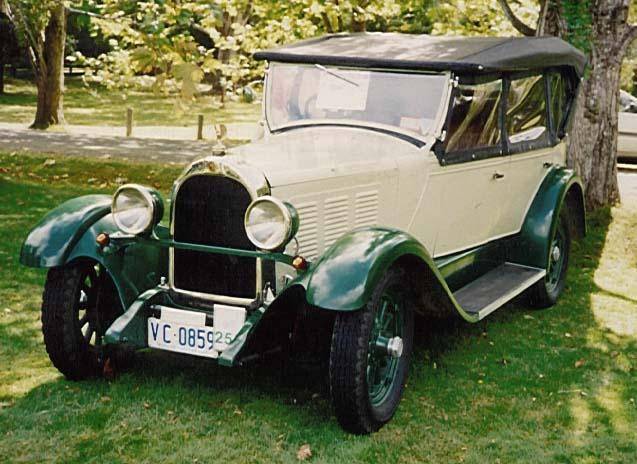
[329,267,415,434]
[42,261,122,380]
[527,207,571,308]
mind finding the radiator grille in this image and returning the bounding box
[172,175,256,299]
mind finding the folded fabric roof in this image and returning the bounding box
[254,33,587,77]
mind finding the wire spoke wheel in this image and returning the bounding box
[76,264,104,347]
[42,261,122,380]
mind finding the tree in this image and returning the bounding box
[9,0,67,129]
[86,0,425,103]
[498,0,637,209]
[0,0,18,94]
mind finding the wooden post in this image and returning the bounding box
[197,114,204,140]
[126,108,133,137]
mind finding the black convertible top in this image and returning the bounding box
[255,33,587,77]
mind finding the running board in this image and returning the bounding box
[453,263,546,320]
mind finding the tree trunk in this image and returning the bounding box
[0,56,4,94]
[31,3,66,130]
[0,0,8,94]
[537,0,567,37]
[567,55,622,208]
[566,1,636,209]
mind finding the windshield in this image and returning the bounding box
[265,63,449,140]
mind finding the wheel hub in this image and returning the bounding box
[387,337,403,358]
[552,245,561,263]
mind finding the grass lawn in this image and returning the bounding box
[1,152,636,463]
[0,78,261,127]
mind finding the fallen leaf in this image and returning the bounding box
[297,444,312,461]
[103,358,115,380]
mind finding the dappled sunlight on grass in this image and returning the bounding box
[590,294,637,337]
[568,395,592,447]
[589,201,637,338]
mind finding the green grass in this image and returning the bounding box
[0,78,261,127]
[1,152,637,463]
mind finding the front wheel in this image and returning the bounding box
[329,268,414,434]
[41,261,122,380]
[527,207,571,308]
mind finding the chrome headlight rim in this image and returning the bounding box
[112,183,163,236]
[244,196,298,251]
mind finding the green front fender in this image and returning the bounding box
[296,227,471,319]
[513,167,585,269]
[20,195,112,268]
[20,194,167,309]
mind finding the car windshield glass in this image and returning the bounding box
[266,63,449,140]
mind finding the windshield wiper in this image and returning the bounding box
[314,64,359,87]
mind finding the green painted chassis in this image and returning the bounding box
[20,166,585,367]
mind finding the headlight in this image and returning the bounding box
[112,184,164,235]
[244,196,299,251]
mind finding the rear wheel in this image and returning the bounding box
[329,268,414,434]
[42,261,122,380]
[528,208,571,308]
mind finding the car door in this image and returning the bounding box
[497,73,561,235]
[422,78,511,257]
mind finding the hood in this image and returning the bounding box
[225,126,428,187]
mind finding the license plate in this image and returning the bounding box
[147,305,245,359]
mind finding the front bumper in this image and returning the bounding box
[103,285,268,367]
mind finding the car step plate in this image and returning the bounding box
[453,262,546,320]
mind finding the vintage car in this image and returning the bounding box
[619,90,637,161]
[21,33,587,434]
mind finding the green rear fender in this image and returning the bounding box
[512,167,585,268]
[20,194,167,309]
[296,227,469,318]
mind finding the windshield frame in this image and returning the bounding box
[263,63,453,145]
